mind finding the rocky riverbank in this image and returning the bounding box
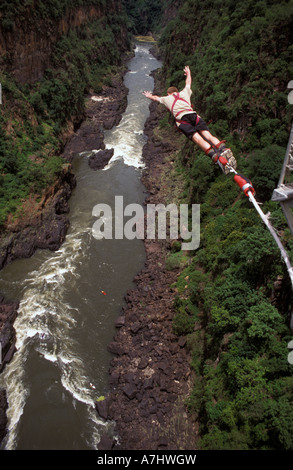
[0,296,19,444]
[96,72,198,450]
[62,73,129,165]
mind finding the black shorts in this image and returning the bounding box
[178,113,209,140]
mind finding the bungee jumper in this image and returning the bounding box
[143,71,293,300]
[142,65,237,175]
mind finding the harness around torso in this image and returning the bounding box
[170,93,199,125]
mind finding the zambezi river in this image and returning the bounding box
[0,41,161,450]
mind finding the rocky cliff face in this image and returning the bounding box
[0,1,128,83]
[0,1,130,267]
[0,164,76,270]
[0,296,18,446]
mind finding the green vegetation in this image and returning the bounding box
[0,1,130,226]
[0,0,111,29]
[0,74,62,224]
[123,0,166,35]
[159,0,293,154]
[155,0,293,450]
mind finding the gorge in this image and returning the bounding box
[1,0,293,453]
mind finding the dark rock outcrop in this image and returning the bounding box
[0,296,18,374]
[62,73,129,163]
[88,149,114,170]
[0,165,76,271]
[0,296,19,445]
[0,389,8,445]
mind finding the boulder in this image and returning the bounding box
[0,389,8,445]
[95,397,109,420]
[88,149,114,170]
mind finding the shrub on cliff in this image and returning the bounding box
[158,0,293,446]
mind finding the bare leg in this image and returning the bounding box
[199,130,220,147]
[191,132,214,151]
[192,129,237,174]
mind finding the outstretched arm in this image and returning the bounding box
[142,91,161,102]
[184,65,192,87]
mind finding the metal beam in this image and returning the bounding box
[277,121,293,187]
[271,80,293,237]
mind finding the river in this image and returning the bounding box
[0,41,161,450]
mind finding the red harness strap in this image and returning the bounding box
[170,93,200,125]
